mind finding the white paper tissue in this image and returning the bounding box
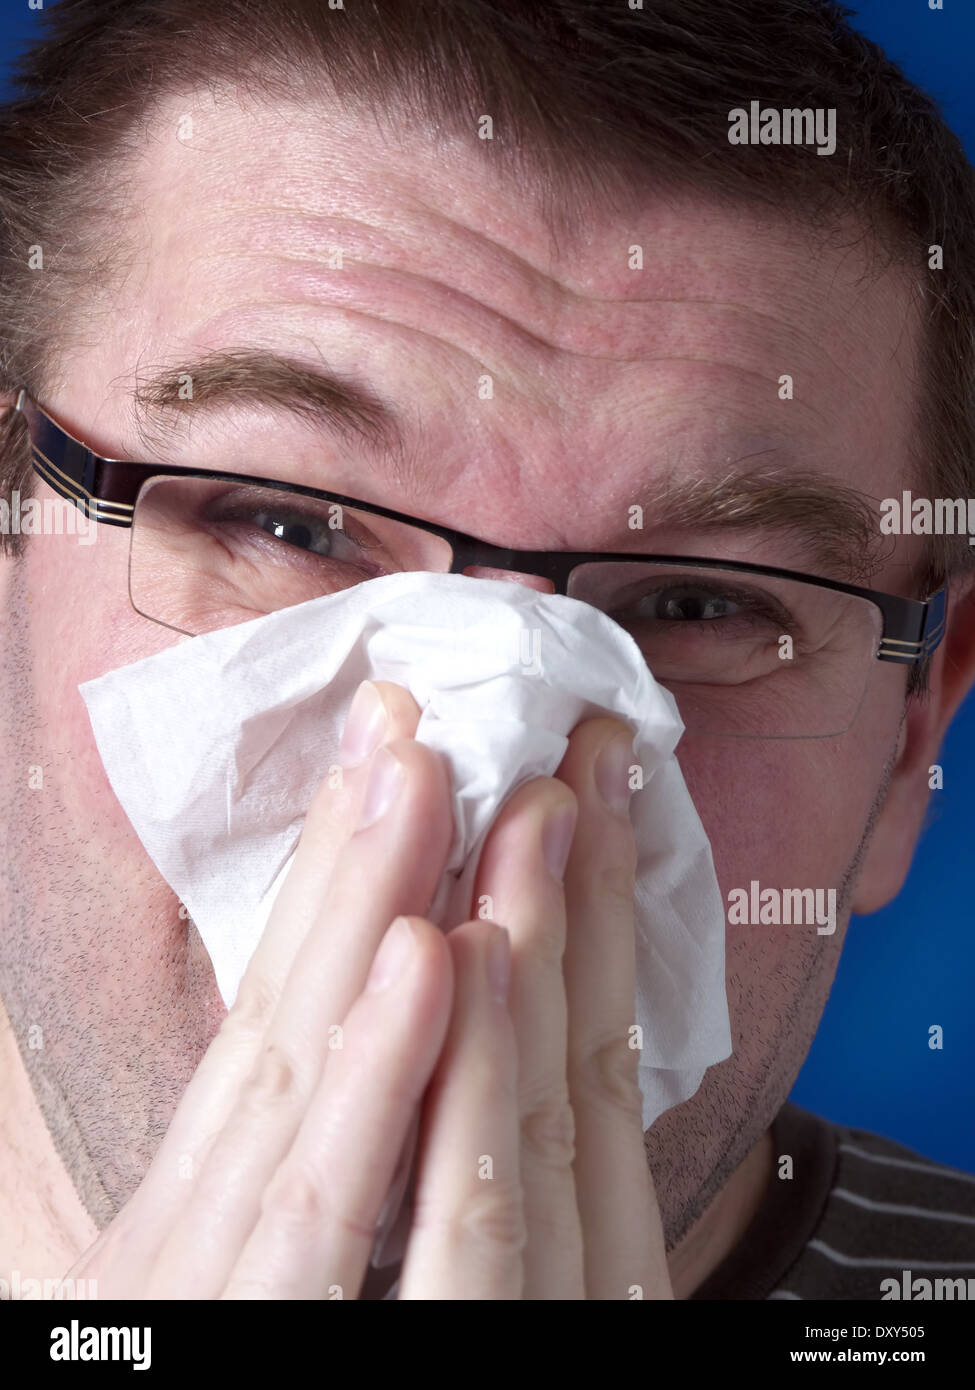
[80,571,731,1131]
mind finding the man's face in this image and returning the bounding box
[0,89,928,1237]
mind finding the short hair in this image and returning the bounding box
[1,0,973,650]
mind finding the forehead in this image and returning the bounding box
[122,85,910,335]
[64,85,921,551]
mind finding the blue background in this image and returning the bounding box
[786,0,975,1176]
[1,0,972,1170]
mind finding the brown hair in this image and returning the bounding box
[1,0,973,627]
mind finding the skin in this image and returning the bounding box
[1,86,975,1297]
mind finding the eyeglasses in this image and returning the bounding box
[14,390,947,739]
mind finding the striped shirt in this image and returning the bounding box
[692,1101,975,1300]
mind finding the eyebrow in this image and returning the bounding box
[639,464,891,582]
[131,347,403,456]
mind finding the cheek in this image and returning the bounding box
[24,525,186,861]
[675,687,903,907]
[5,521,226,1080]
[673,696,902,1042]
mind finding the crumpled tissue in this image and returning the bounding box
[79,571,732,1136]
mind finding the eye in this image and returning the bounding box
[607,578,796,639]
[201,487,386,566]
[250,507,353,557]
[635,585,744,621]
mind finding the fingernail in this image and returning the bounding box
[356,746,404,830]
[366,916,415,992]
[339,681,387,766]
[486,926,511,1004]
[595,732,635,814]
[542,803,577,881]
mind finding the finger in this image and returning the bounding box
[165,679,426,1130]
[221,916,453,1300]
[150,735,454,1294]
[238,679,425,998]
[467,777,585,1299]
[557,718,671,1300]
[398,920,523,1301]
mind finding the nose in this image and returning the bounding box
[462,566,555,595]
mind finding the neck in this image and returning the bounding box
[0,997,97,1290]
[667,1125,775,1298]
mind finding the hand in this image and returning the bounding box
[67,679,458,1297]
[66,682,672,1298]
[397,716,673,1300]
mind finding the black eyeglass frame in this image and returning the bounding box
[14,389,947,667]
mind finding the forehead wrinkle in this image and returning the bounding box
[211,194,566,298]
[173,146,579,305]
[186,176,869,376]
[200,267,853,436]
[371,172,895,339]
[214,220,876,385]
[198,293,498,396]
[625,298,878,397]
[208,244,570,374]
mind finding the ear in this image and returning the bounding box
[853,576,975,914]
